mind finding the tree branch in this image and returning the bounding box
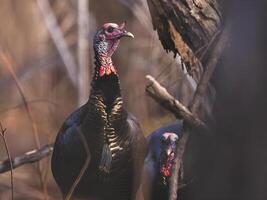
[169,26,230,200]
[0,52,49,198]
[0,53,41,149]
[0,123,14,200]
[0,144,53,174]
[189,29,230,114]
[36,0,78,87]
[146,75,207,130]
[169,131,189,200]
[77,0,90,105]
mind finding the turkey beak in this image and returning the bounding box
[122,30,134,38]
[165,147,172,156]
[119,22,134,38]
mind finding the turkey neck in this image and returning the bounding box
[84,48,128,137]
[81,48,129,176]
[92,50,121,107]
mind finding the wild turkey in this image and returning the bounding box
[51,22,147,200]
[142,122,185,200]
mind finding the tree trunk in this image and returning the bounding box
[147,0,222,79]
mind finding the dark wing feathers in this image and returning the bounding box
[126,113,148,200]
[142,149,157,200]
[51,104,89,195]
[52,104,147,199]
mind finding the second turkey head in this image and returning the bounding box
[159,132,179,180]
[93,22,134,78]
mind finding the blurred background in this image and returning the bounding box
[0,0,194,199]
[1,0,267,200]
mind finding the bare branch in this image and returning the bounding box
[189,29,230,114]
[169,26,230,200]
[0,53,41,149]
[77,0,90,105]
[146,75,207,130]
[0,144,53,174]
[0,123,14,200]
[36,0,78,86]
[0,99,58,115]
[0,52,50,197]
[169,131,189,200]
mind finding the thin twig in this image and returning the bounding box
[36,0,78,87]
[0,53,41,148]
[0,99,58,115]
[117,0,153,32]
[194,30,220,60]
[0,52,49,199]
[0,144,54,174]
[0,123,14,200]
[198,30,221,61]
[78,0,90,105]
[64,127,90,200]
[189,29,229,114]
[146,75,207,130]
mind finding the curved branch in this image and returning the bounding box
[0,144,54,174]
[146,75,207,130]
[36,0,78,86]
[0,123,14,200]
[169,26,230,200]
[189,28,230,113]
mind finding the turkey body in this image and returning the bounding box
[52,75,146,200]
[51,23,147,200]
[142,122,183,200]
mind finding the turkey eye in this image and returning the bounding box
[172,136,178,143]
[107,27,114,33]
[173,136,178,142]
[161,137,167,144]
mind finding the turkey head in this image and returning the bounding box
[159,132,179,184]
[93,22,134,78]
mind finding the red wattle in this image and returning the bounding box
[161,167,170,177]
[99,66,106,77]
[106,67,111,75]
[99,65,116,77]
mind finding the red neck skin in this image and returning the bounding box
[93,37,119,80]
[92,44,121,106]
[159,151,176,186]
[160,157,174,178]
[95,52,116,79]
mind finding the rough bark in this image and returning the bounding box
[169,27,229,200]
[146,27,229,200]
[146,0,226,199]
[147,0,222,79]
[189,27,229,113]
